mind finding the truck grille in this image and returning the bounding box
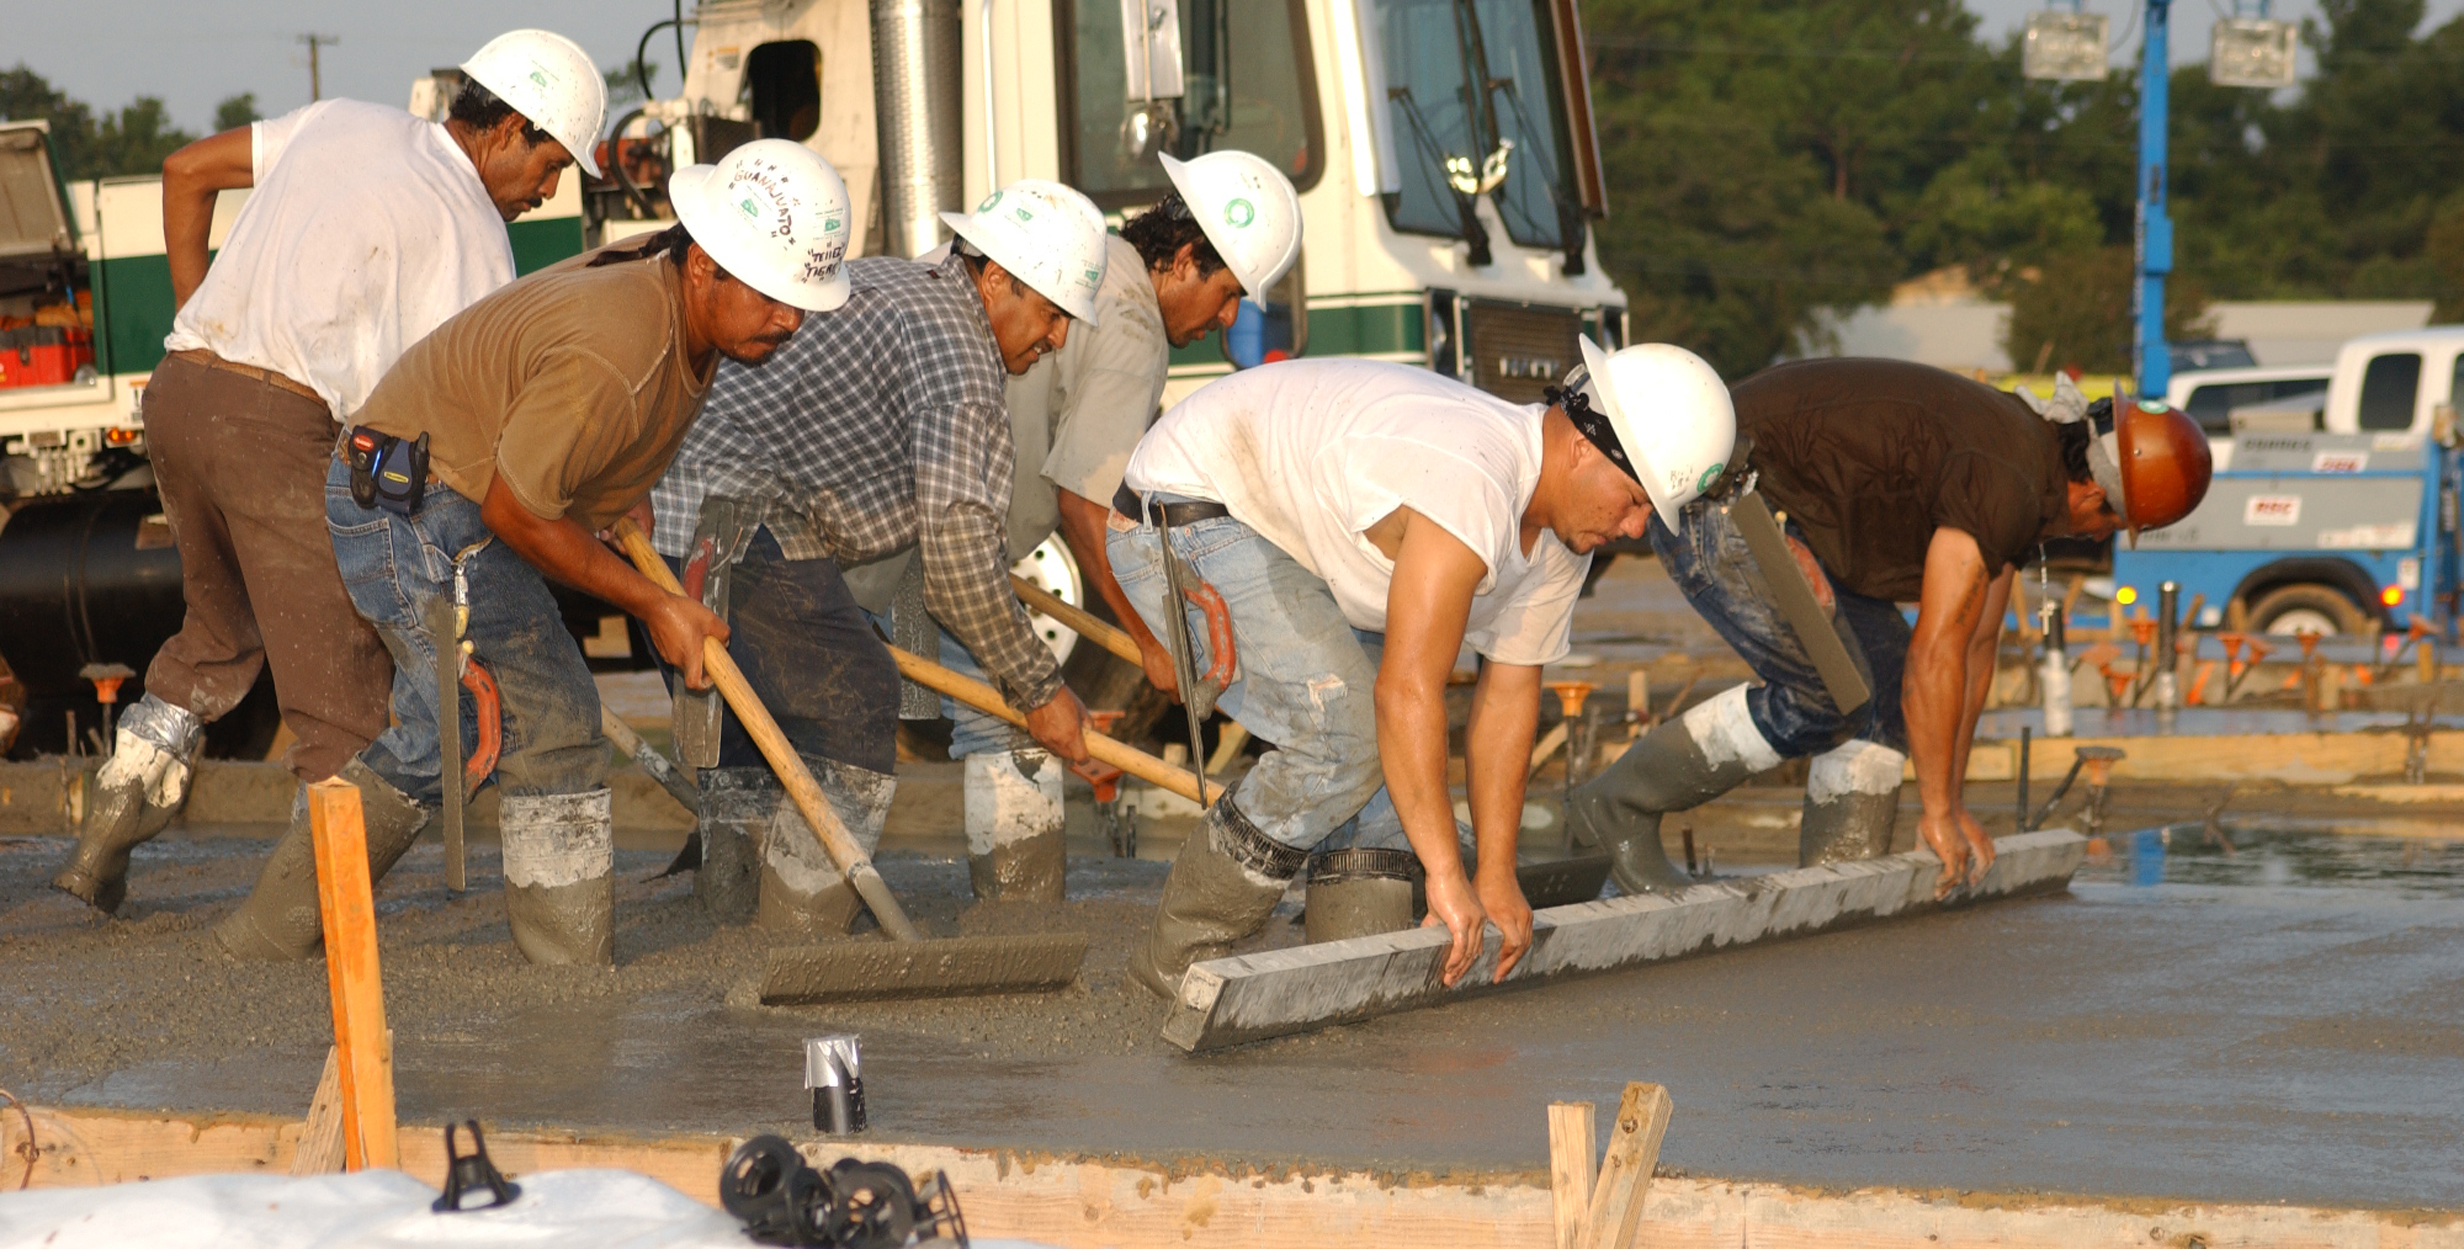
[1463,300,1584,405]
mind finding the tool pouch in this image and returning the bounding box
[673,497,751,768]
[344,425,428,516]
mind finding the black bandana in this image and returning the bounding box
[1546,373,1640,484]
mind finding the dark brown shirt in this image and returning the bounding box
[1732,358,2069,602]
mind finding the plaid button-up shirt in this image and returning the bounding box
[651,252,1062,708]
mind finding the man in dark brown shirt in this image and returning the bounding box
[1570,358,2210,898]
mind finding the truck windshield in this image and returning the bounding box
[1372,0,1580,252]
[1060,0,1321,207]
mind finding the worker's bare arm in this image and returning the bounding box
[1056,487,1177,696]
[1376,506,1508,987]
[478,478,729,689]
[1463,658,1540,979]
[1947,566,2014,869]
[1906,526,1992,897]
[161,128,255,311]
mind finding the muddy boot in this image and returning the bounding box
[52,694,202,913]
[963,748,1065,904]
[759,756,896,935]
[215,759,429,960]
[1799,740,1905,865]
[501,789,616,966]
[1302,848,1418,943]
[1567,684,1778,896]
[692,767,776,924]
[1128,797,1305,998]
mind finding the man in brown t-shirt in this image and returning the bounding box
[1570,358,2210,898]
[215,140,856,966]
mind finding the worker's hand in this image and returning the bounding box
[1419,868,1492,987]
[1956,803,1996,884]
[1136,635,1181,700]
[1786,534,1836,615]
[643,592,730,691]
[1914,808,1976,899]
[1473,862,1533,982]
[1023,685,1093,765]
[601,496,656,545]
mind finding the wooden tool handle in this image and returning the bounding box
[611,520,924,944]
[887,645,1223,806]
[1011,574,1142,664]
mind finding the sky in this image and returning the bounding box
[11,0,2464,136]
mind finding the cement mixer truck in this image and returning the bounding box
[0,0,1626,756]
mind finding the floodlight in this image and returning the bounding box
[2023,11,2111,82]
[2210,18,2298,89]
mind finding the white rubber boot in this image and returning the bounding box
[1799,739,1906,865]
[759,756,897,935]
[215,759,429,960]
[963,748,1066,904]
[1301,847,1418,944]
[1567,684,1780,894]
[53,694,202,913]
[691,767,777,924]
[501,789,616,966]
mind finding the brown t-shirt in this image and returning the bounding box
[1732,358,2069,602]
[354,247,714,531]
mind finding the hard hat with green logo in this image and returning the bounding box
[939,179,1109,323]
[1571,338,1734,530]
[667,139,854,312]
[459,29,608,179]
[1160,150,1302,304]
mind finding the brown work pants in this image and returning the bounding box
[141,354,390,781]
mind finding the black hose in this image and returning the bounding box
[605,106,660,220]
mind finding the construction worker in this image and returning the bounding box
[647,179,1110,934]
[54,30,607,914]
[1570,359,2212,899]
[1111,345,1732,997]
[945,152,1300,903]
[213,140,853,965]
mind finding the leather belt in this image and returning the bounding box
[1112,482,1229,527]
[166,348,323,404]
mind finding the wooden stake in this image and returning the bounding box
[1583,1083,1673,1249]
[308,777,397,1170]
[288,1046,345,1176]
[1547,1101,1597,1249]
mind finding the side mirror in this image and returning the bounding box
[2434,402,2459,449]
[1117,0,1185,162]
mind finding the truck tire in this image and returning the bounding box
[2245,583,2370,638]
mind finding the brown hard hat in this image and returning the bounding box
[2114,399,2213,545]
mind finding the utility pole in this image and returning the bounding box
[300,33,340,102]
[2133,0,2172,401]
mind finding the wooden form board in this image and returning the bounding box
[1162,831,2087,1053]
[13,1104,2462,1249]
[308,778,397,1170]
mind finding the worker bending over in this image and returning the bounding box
[1571,359,2211,898]
[1111,346,1727,996]
[945,152,1299,901]
[215,141,850,964]
[57,30,606,913]
[647,179,1108,932]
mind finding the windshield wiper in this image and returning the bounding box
[1389,85,1494,266]
[1488,75,1587,273]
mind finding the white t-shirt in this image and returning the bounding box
[1123,358,1587,665]
[164,99,515,419]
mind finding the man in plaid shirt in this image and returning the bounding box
[651,179,1111,933]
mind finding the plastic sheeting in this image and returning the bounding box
[0,1168,1061,1249]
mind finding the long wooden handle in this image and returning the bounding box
[887,645,1223,806]
[1010,574,1141,664]
[611,520,924,943]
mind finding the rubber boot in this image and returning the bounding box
[1128,797,1304,998]
[692,767,777,924]
[1302,847,1418,944]
[962,748,1066,904]
[1799,739,1906,866]
[759,756,897,935]
[53,695,203,913]
[215,758,429,960]
[501,789,616,966]
[1566,684,1779,896]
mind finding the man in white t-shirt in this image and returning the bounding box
[52,31,607,915]
[1109,351,1720,996]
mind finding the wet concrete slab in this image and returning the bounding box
[2,824,2460,1210]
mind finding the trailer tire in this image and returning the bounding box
[2245,583,2371,638]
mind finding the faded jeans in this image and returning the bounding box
[1108,509,1408,854]
[325,459,607,805]
[1648,497,1910,758]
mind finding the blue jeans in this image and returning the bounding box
[1108,510,1408,854]
[933,623,1040,759]
[1648,498,1909,757]
[324,459,606,803]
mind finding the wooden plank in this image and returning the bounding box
[1162,830,2087,1053]
[308,777,398,1170]
[287,1046,344,1176]
[1546,1101,1595,1249]
[1581,1083,1672,1249]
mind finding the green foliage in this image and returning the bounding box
[214,93,261,134]
[606,61,658,110]
[0,63,195,180]
[2003,247,2217,375]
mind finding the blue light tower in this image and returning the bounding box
[2134,0,2173,401]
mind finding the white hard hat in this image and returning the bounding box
[940,180,1109,324]
[1159,151,1303,304]
[460,29,609,179]
[1574,337,1735,529]
[668,139,855,313]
